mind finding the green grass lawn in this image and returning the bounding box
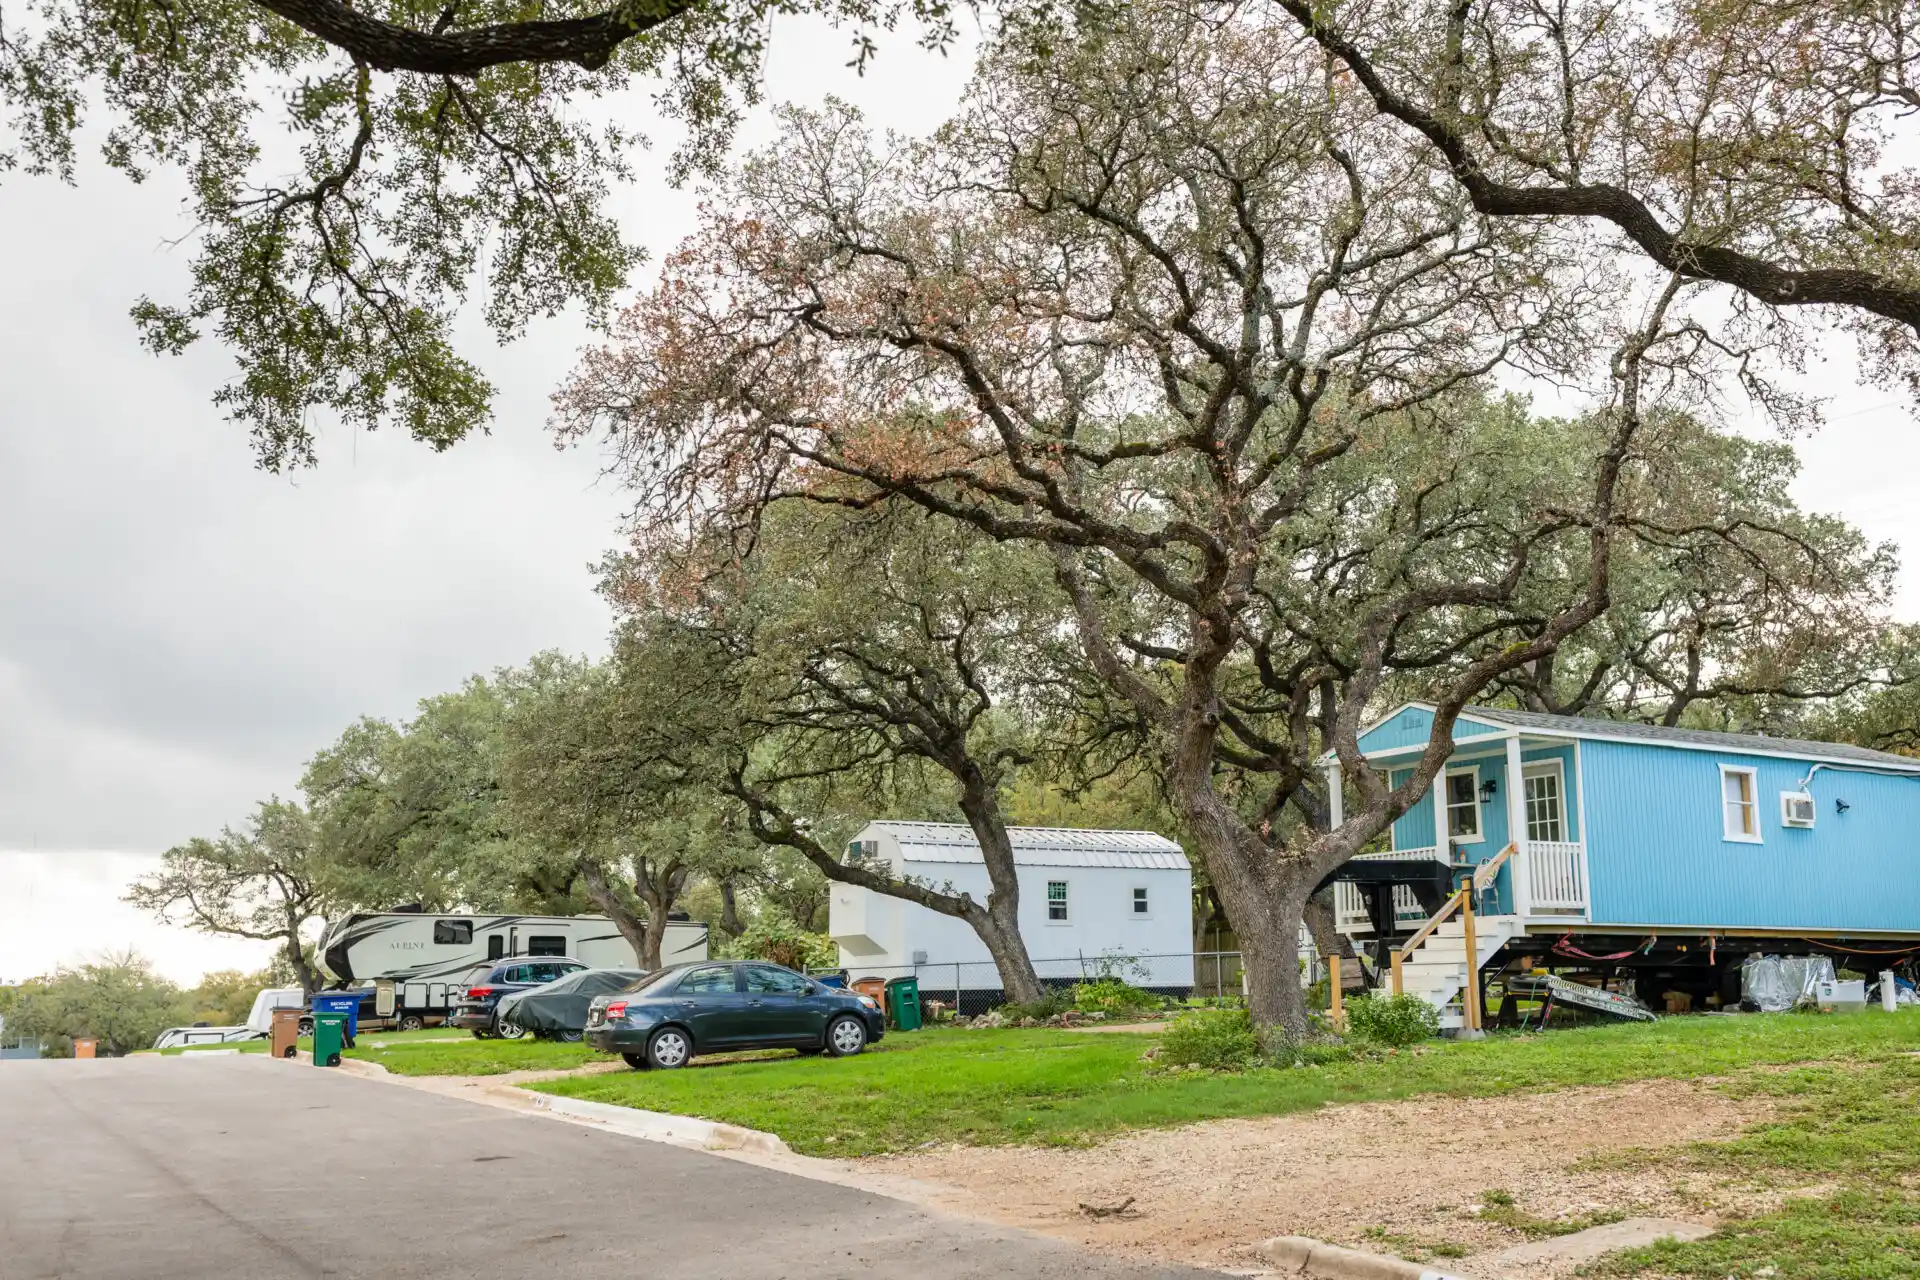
[525,1010,1920,1157]
[1593,1053,1920,1279]
[346,1034,600,1075]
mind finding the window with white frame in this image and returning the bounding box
[1445,768,1483,842]
[1523,762,1566,843]
[1721,765,1762,842]
[1131,886,1150,918]
[1047,880,1069,922]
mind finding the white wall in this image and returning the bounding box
[829,862,1195,989]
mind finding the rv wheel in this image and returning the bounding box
[398,1015,424,1032]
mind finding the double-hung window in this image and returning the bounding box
[1445,769,1483,843]
[1046,880,1069,923]
[1721,765,1762,843]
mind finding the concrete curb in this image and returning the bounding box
[516,1090,792,1156]
[1257,1237,1465,1280]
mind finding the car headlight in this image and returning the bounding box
[857,995,880,1011]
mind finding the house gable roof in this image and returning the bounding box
[1343,701,1920,773]
[862,821,1189,870]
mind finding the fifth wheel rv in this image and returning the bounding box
[315,912,709,1026]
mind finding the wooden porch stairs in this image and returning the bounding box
[1395,914,1524,1030]
[1385,841,1521,1032]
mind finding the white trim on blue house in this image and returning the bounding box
[1719,764,1763,843]
[1336,701,1920,774]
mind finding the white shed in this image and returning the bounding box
[828,820,1195,996]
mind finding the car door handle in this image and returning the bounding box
[747,999,764,1007]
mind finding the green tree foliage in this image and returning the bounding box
[125,801,330,992]
[3,952,193,1056]
[553,1,1920,1036]
[187,967,275,1025]
[0,0,983,465]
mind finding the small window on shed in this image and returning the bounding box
[1132,887,1150,917]
[1047,880,1069,923]
[527,935,567,957]
[433,920,472,945]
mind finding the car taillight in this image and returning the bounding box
[605,1001,628,1018]
[467,986,494,999]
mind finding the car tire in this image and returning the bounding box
[298,1017,314,1037]
[494,1015,526,1040]
[824,1015,867,1058]
[557,1029,584,1043]
[398,1015,424,1032]
[646,1026,692,1070]
[621,1052,650,1071]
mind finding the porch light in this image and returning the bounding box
[1479,778,1498,803]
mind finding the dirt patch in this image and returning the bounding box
[864,1079,1783,1277]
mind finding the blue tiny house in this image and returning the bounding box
[1327,704,1920,1021]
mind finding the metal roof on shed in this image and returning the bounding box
[867,821,1189,870]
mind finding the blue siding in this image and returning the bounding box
[1359,706,1505,754]
[1390,744,1581,914]
[1583,740,1920,931]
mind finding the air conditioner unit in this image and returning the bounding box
[1780,792,1817,828]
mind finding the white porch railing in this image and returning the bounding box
[1333,846,1445,932]
[1334,840,1589,932]
[1524,839,1589,913]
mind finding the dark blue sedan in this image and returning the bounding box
[585,961,884,1069]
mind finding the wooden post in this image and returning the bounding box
[1391,950,1405,997]
[1460,886,1481,1033]
[1329,955,1344,1030]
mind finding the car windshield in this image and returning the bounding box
[616,969,680,996]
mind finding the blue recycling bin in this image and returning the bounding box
[815,973,849,990]
[310,992,364,1047]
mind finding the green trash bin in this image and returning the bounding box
[886,976,923,1031]
[312,1011,347,1068]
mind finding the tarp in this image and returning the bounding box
[1740,954,1837,1012]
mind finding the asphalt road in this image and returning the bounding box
[0,1055,1223,1279]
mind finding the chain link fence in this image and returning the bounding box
[809,950,1275,1018]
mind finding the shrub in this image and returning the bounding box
[995,987,1075,1021]
[1158,1007,1263,1070]
[1072,977,1161,1016]
[720,918,838,972]
[1344,992,1439,1047]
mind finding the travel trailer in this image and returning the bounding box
[315,912,710,1027]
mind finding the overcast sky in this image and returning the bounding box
[1,23,1914,985]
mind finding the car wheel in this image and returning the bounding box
[557,1029,584,1043]
[398,1015,424,1032]
[298,1017,314,1037]
[825,1015,867,1058]
[621,1052,650,1071]
[494,1015,526,1040]
[646,1026,692,1070]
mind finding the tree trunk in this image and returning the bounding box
[578,861,653,968]
[1301,889,1355,966]
[718,877,745,938]
[285,932,322,994]
[630,856,690,971]
[956,769,1046,1005]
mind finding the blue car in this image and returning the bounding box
[585,960,884,1069]
[448,958,587,1039]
